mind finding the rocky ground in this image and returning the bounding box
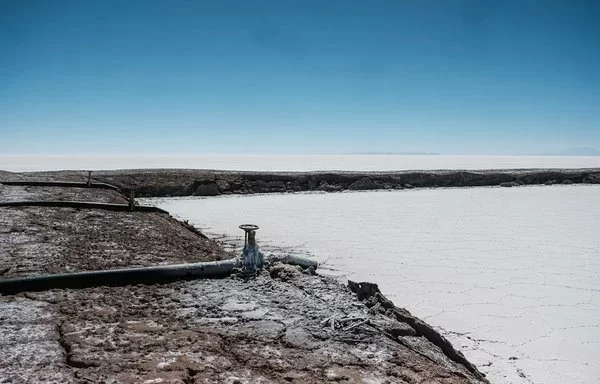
[0,172,488,383]
[3,168,600,197]
[13,168,599,197]
[0,184,226,278]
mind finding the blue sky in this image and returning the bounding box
[1,0,599,155]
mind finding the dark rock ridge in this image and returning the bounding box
[348,281,487,382]
[23,168,600,197]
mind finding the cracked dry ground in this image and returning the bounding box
[0,182,487,383]
[1,267,487,383]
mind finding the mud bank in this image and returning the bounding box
[7,168,599,197]
[0,174,489,383]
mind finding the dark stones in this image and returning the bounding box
[369,315,417,337]
[67,352,101,368]
[348,279,487,381]
[349,177,381,190]
[500,181,520,187]
[192,182,220,196]
[319,180,341,192]
[267,181,286,192]
[215,179,230,192]
[252,180,287,193]
[253,180,269,193]
[269,262,302,281]
[307,178,318,190]
[583,174,600,184]
[93,169,600,197]
[348,280,381,301]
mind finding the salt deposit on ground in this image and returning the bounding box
[144,185,600,384]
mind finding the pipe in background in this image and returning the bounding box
[0,201,168,214]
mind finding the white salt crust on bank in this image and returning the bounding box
[144,184,600,384]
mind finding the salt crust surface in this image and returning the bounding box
[144,185,600,384]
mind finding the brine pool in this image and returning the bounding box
[142,185,600,384]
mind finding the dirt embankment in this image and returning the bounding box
[0,184,226,278]
[11,168,599,197]
[0,174,489,383]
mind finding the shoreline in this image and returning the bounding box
[3,167,599,198]
[0,171,489,383]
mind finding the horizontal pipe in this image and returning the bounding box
[0,200,168,214]
[0,259,240,295]
[271,254,318,269]
[0,255,320,295]
[1,181,119,191]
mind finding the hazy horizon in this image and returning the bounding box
[3,153,600,173]
[1,146,600,157]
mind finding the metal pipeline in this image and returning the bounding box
[271,254,318,269]
[1,181,119,191]
[0,217,319,295]
[0,255,319,295]
[0,259,240,295]
[0,201,168,214]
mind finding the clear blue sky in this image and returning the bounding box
[1,0,599,155]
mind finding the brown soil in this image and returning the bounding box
[0,184,127,204]
[0,185,227,278]
[2,268,487,383]
[0,174,489,383]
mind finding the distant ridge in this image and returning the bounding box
[350,149,600,156]
[348,151,441,155]
[554,147,600,156]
